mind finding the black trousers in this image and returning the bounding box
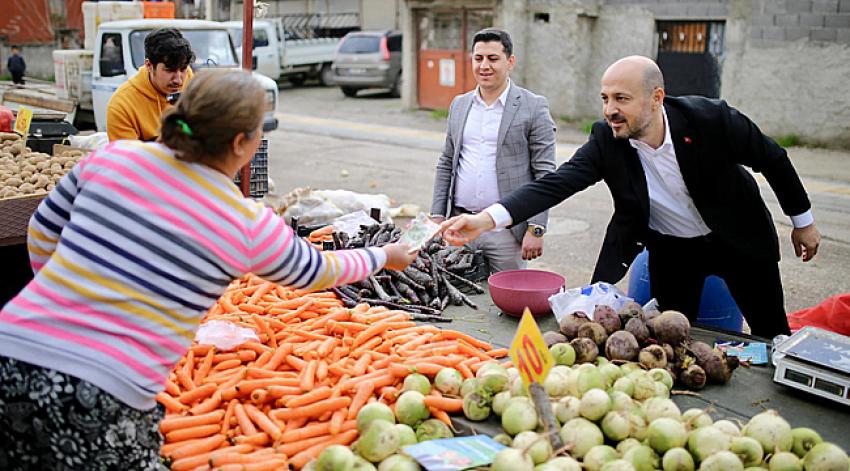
[645,230,791,339]
[10,71,24,85]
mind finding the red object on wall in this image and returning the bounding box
[0,106,13,133]
[0,0,54,44]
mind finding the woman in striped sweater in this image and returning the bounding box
[0,70,417,469]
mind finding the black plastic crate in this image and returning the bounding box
[234,138,268,198]
[25,119,77,154]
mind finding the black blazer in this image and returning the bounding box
[500,95,811,283]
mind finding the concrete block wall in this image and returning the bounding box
[722,0,850,147]
[749,0,850,46]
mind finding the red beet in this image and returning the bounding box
[593,304,622,335]
[625,317,650,345]
[638,345,667,369]
[652,311,691,346]
[605,331,640,361]
[662,344,676,363]
[618,300,644,325]
[577,322,608,348]
[687,341,739,384]
[679,364,707,390]
[570,337,599,364]
[543,331,567,347]
[559,311,590,340]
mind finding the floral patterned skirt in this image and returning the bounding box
[0,356,165,471]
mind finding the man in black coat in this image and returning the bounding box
[442,56,821,338]
[7,46,25,85]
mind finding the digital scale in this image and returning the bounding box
[772,326,850,406]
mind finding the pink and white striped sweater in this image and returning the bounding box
[0,140,385,409]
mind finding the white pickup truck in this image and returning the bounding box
[1,19,279,132]
[224,14,355,86]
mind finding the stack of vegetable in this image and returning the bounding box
[0,132,84,199]
[155,274,508,470]
[547,306,740,391]
[454,354,848,471]
[330,227,485,316]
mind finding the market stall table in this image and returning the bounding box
[436,289,850,450]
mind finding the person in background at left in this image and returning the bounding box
[0,69,417,469]
[7,46,26,85]
[107,28,195,142]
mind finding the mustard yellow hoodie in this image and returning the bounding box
[106,66,193,142]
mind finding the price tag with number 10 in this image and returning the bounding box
[509,308,554,389]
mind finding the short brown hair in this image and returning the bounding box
[160,70,265,163]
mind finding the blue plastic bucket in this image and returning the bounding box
[626,249,744,332]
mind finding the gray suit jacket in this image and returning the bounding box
[430,83,557,242]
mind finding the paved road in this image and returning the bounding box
[266,84,850,313]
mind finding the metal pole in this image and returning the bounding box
[239,0,254,197]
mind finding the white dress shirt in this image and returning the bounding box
[630,108,711,237]
[485,107,814,232]
[453,81,512,213]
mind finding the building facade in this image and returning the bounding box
[402,0,850,147]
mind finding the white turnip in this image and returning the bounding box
[687,426,732,463]
[647,417,688,453]
[662,447,695,471]
[699,450,744,471]
[584,445,619,471]
[560,418,604,459]
[731,436,764,467]
[512,431,552,465]
[802,442,849,471]
[434,368,463,396]
[743,410,793,453]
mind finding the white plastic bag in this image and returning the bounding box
[194,320,259,351]
[549,282,632,323]
[333,210,379,237]
[69,132,109,150]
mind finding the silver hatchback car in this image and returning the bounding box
[332,31,402,97]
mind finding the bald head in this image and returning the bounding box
[599,56,666,144]
[603,56,664,97]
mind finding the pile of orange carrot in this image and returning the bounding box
[306,225,334,249]
[157,274,508,470]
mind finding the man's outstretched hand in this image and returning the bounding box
[792,224,821,262]
[440,213,496,246]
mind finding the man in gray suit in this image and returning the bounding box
[430,29,557,274]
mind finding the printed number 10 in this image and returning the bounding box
[515,335,543,380]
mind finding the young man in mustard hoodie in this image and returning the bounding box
[107,28,195,141]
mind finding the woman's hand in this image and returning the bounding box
[382,243,419,271]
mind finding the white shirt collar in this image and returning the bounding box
[474,78,511,107]
[629,106,672,152]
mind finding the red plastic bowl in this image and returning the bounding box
[488,269,566,317]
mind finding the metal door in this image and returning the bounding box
[656,21,725,98]
[416,9,493,110]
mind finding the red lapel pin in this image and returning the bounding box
[684,136,692,144]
